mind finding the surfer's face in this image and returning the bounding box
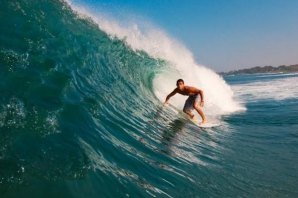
[177,81,184,90]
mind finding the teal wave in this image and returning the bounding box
[1,1,298,197]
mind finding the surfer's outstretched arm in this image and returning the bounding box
[164,88,177,104]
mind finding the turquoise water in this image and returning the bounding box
[1,0,298,197]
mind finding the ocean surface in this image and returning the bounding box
[1,0,298,197]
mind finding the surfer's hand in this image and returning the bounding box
[200,101,204,107]
[164,101,169,106]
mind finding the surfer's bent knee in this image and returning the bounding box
[193,102,199,109]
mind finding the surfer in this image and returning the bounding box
[164,79,206,124]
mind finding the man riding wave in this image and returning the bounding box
[164,79,206,124]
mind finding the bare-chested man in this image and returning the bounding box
[164,79,206,124]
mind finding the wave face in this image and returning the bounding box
[67,1,245,116]
[0,0,163,191]
[4,1,298,197]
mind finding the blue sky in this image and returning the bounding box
[74,0,298,72]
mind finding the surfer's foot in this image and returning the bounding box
[189,114,195,119]
[200,119,207,125]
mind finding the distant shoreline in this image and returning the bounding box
[219,64,298,75]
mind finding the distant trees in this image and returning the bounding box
[220,64,298,75]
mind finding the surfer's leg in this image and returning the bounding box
[183,97,195,119]
[183,109,195,119]
[194,106,206,123]
[193,100,206,123]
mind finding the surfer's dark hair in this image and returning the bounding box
[176,79,184,86]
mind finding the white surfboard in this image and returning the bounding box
[163,103,221,128]
[189,117,220,128]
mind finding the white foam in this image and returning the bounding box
[66,1,245,116]
[232,76,298,101]
[256,72,298,78]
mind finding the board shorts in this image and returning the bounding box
[183,94,200,112]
